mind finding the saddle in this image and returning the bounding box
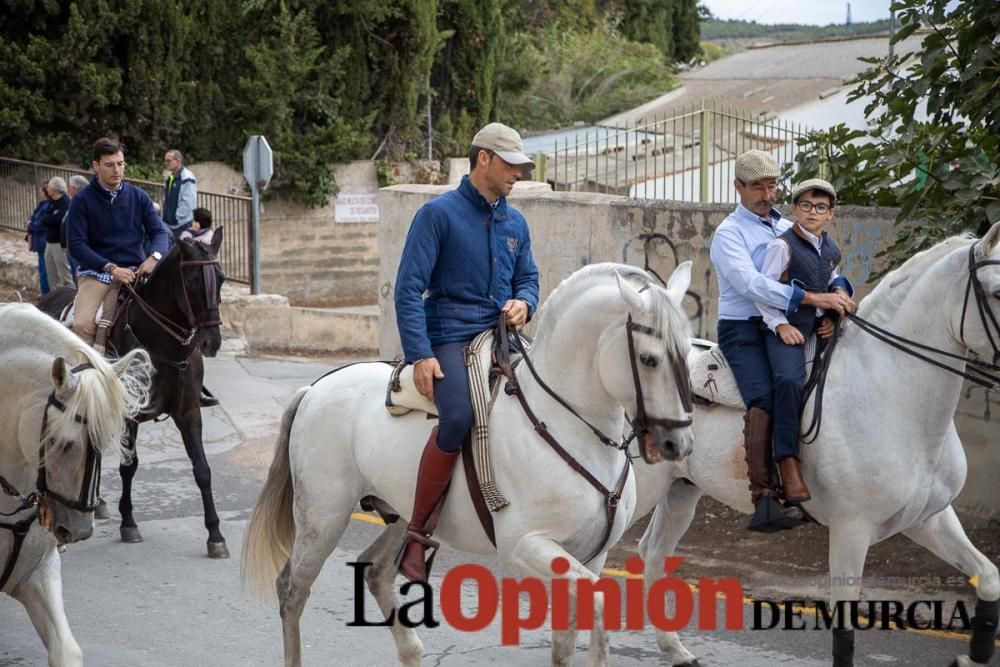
[382,328,526,547]
[688,335,820,409]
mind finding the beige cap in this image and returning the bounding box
[735,149,780,183]
[791,178,837,205]
[471,123,534,167]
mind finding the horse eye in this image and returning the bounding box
[639,352,659,368]
[62,441,75,454]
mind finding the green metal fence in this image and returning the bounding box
[544,100,814,203]
[0,157,255,289]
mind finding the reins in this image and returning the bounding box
[802,242,1000,443]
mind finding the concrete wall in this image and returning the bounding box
[377,185,999,520]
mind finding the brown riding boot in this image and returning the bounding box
[743,407,776,505]
[778,457,811,503]
[398,427,460,583]
[93,281,121,355]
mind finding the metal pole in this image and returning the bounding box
[251,185,261,295]
[700,100,710,203]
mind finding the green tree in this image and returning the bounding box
[671,0,700,62]
[619,0,674,61]
[788,0,1000,267]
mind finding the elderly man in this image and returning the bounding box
[41,177,73,288]
[162,149,198,236]
[61,174,91,277]
[709,150,855,532]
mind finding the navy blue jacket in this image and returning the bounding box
[67,177,170,272]
[395,176,540,362]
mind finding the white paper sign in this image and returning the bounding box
[335,186,379,223]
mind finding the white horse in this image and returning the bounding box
[0,303,151,666]
[634,223,1000,667]
[242,262,696,666]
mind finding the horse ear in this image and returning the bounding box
[980,221,1000,256]
[50,356,78,400]
[666,261,692,305]
[616,270,644,315]
[210,226,223,256]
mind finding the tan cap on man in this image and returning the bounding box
[735,149,780,183]
[471,123,534,167]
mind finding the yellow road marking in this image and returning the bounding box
[350,513,998,647]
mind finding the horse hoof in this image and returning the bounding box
[207,540,230,559]
[120,526,144,543]
[677,660,701,667]
[94,499,111,520]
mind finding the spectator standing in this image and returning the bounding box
[26,183,51,294]
[162,149,197,236]
[63,174,91,277]
[41,176,73,288]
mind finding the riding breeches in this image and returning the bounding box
[431,341,475,453]
[72,276,119,346]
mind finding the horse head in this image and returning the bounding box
[176,227,226,357]
[40,351,151,544]
[601,262,695,464]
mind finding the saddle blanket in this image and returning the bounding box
[688,336,818,410]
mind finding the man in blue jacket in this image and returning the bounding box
[395,122,540,582]
[67,137,170,347]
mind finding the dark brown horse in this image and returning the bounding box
[38,231,229,558]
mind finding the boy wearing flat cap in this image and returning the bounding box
[710,152,855,531]
[755,178,854,506]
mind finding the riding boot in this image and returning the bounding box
[199,386,219,408]
[398,427,460,583]
[93,281,121,355]
[778,457,811,503]
[744,408,802,532]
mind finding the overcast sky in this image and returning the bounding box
[701,0,892,25]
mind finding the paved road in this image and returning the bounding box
[0,353,985,666]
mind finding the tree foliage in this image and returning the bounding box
[788,0,1000,268]
[0,0,701,204]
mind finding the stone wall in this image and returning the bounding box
[376,184,999,520]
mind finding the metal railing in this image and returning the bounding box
[0,157,254,289]
[542,100,814,203]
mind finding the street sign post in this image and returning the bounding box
[242,135,273,294]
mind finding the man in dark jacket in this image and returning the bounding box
[67,137,170,346]
[41,176,73,288]
[394,122,540,583]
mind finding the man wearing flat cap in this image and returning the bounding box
[395,122,540,582]
[709,150,855,532]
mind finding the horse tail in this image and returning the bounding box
[241,385,308,603]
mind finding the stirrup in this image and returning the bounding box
[395,530,441,582]
[748,495,804,533]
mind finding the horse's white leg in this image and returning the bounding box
[637,479,703,667]
[827,520,873,667]
[278,490,356,667]
[358,521,423,667]
[10,546,82,667]
[902,505,1000,667]
[507,536,607,667]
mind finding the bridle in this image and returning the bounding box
[0,362,98,589]
[123,254,222,347]
[960,242,1000,370]
[497,309,692,565]
[802,242,1000,443]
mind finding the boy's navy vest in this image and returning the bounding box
[779,226,842,337]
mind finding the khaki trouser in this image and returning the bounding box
[72,276,119,346]
[44,244,74,288]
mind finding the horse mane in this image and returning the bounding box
[1,303,151,456]
[534,262,690,356]
[858,234,976,320]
